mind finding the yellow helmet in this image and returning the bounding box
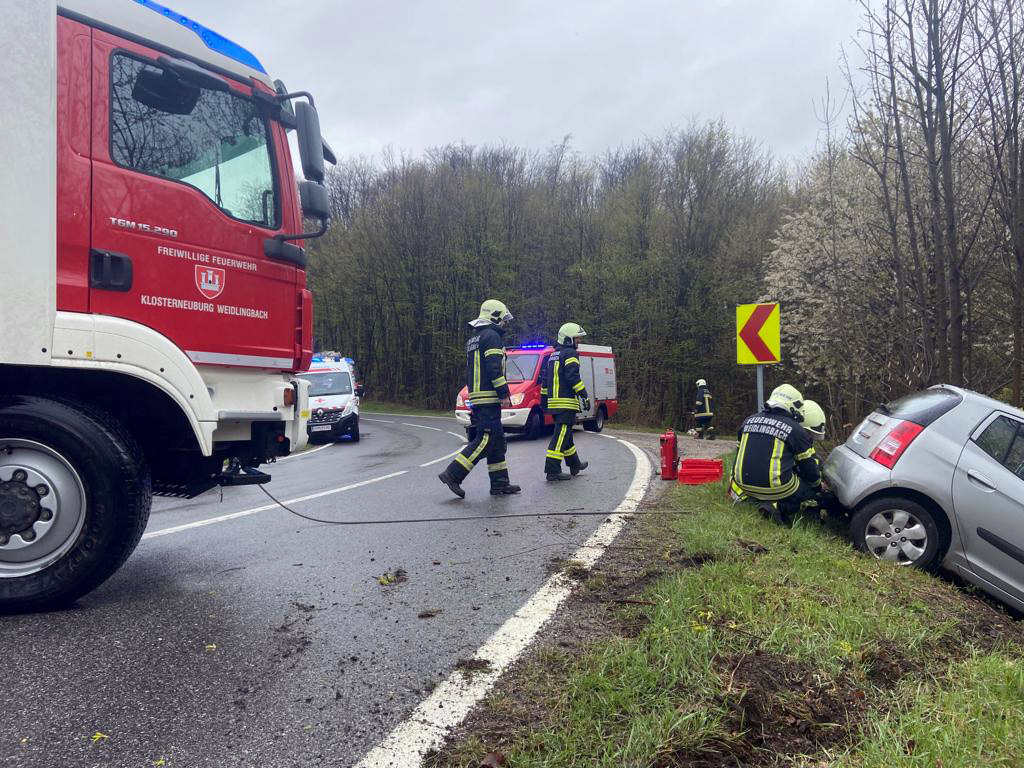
[557,322,587,345]
[766,383,803,419]
[800,400,826,440]
[477,299,513,325]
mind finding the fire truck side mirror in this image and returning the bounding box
[295,102,326,184]
[299,181,330,222]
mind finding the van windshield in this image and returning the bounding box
[506,354,540,382]
[301,372,352,396]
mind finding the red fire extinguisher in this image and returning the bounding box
[660,428,679,480]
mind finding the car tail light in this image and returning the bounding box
[869,420,924,468]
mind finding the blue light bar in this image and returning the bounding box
[134,0,268,74]
[311,356,323,362]
[344,357,354,364]
[516,344,548,350]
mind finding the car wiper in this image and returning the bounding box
[877,403,892,415]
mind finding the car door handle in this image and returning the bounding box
[967,469,997,491]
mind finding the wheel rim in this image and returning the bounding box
[863,508,927,565]
[597,411,604,429]
[0,439,87,578]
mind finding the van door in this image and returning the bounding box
[89,32,299,369]
[951,412,1024,604]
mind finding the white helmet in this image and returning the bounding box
[800,400,826,440]
[696,378,707,387]
[765,383,804,420]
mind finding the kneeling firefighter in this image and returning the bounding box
[797,399,839,517]
[542,323,590,481]
[731,384,820,525]
[438,300,521,498]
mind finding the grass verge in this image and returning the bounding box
[429,462,1024,767]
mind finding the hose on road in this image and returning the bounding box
[257,484,668,526]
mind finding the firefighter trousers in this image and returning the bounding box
[545,411,582,475]
[696,415,714,439]
[444,405,510,488]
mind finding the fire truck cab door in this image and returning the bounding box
[89,31,299,370]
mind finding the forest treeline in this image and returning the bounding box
[309,0,1024,434]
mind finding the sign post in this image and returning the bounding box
[736,303,781,408]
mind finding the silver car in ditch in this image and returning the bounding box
[825,385,1024,612]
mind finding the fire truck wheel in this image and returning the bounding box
[0,396,151,613]
[583,406,606,433]
[525,408,544,440]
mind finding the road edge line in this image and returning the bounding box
[354,437,654,768]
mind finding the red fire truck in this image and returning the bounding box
[455,344,618,439]
[0,1,334,611]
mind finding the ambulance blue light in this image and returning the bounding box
[311,356,323,362]
[517,344,548,350]
[134,0,267,74]
[344,357,354,364]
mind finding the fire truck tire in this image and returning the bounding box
[0,396,152,613]
[349,417,360,442]
[525,408,544,440]
[583,406,606,433]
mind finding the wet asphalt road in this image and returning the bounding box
[1,414,642,768]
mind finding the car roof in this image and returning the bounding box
[937,385,1024,419]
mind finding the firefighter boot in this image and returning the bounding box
[438,470,466,499]
[568,458,588,476]
[546,471,572,481]
[490,482,522,495]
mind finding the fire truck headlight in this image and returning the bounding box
[510,393,525,407]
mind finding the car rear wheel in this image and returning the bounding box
[850,497,941,569]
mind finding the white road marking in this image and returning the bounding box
[448,431,468,443]
[142,471,408,540]
[354,437,653,768]
[362,418,396,424]
[403,423,444,432]
[419,451,461,468]
[275,443,332,462]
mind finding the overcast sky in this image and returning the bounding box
[169,0,863,163]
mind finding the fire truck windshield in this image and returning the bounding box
[301,372,353,396]
[110,54,277,228]
[506,354,540,382]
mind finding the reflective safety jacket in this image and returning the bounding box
[733,409,820,500]
[695,385,713,417]
[465,324,510,406]
[541,344,589,412]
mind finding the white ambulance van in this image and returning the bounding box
[298,356,362,443]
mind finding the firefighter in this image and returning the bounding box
[798,399,839,517]
[438,300,521,498]
[694,378,714,439]
[732,383,820,525]
[541,322,591,481]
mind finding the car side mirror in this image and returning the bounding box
[356,386,365,397]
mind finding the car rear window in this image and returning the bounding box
[881,387,963,426]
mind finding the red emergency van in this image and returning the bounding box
[455,344,618,439]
